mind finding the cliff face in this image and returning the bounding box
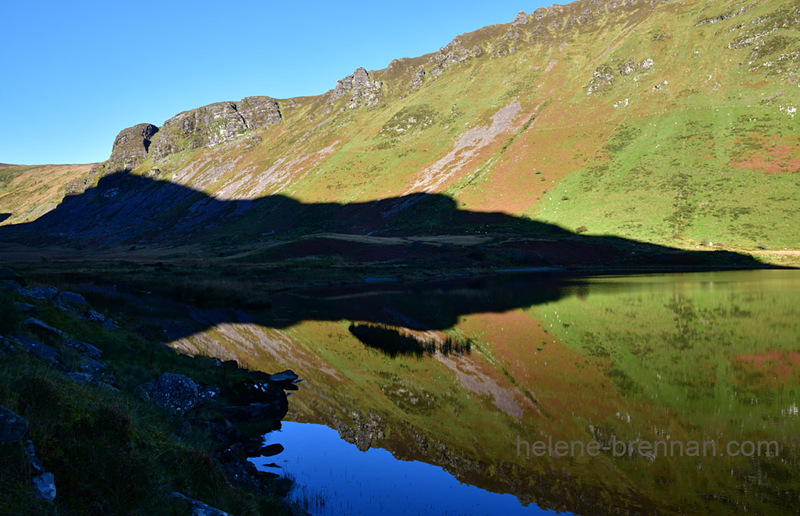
[99,97,282,175]
[105,123,159,174]
[150,97,282,162]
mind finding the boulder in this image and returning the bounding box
[23,318,63,339]
[268,370,299,383]
[63,339,102,359]
[146,373,202,413]
[54,291,89,312]
[32,472,56,503]
[85,310,105,323]
[10,335,65,369]
[17,286,58,301]
[0,405,29,446]
[78,357,109,376]
[13,302,37,315]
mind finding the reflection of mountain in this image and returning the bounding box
[118,270,800,515]
[0,171,768,273]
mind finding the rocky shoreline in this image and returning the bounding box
[0,267,306,515]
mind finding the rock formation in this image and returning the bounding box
[105,123,159,174]
[150,97,281,161]
[329,67,383,108]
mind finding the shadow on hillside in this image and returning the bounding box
[0,170,785,355]
[0,214,9,224]
[0,170,768,270]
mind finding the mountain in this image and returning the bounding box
[1,0,798,269]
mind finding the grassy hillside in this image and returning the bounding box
[2,0,798,264]
[0,164,95,225]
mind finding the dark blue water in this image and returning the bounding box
[250,422,562,516]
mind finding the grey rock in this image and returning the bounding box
[428,40,483,78]
[238,96,282,129]
[17,286,59,301]
[23,318,63,339]
[147,373,202,413]
[268,370,299,383]
[410,66,426,90]
[63,339,102,359]
[10,335,66,369]
[0,405,29,446]
[13,302,37,314]
[105,123,159,174]
[150,97,282,162]
[24,440,45,474]
[171,492,232,516]
[55,291,89,312]
[32,472,56,503]
[85,310,105,323]
[329,67,383,108]
[79,357,109,376]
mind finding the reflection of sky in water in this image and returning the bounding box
[250,422,565,516]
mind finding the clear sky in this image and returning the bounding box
[0,0,549,165]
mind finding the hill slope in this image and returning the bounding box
[2,0,798,265]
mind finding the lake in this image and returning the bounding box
[170,269,800,515]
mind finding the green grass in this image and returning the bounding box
[531,104,800,248]
[0,290,287,515]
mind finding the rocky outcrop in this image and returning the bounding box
[105,123,159,174]
[82,97,281,167]
[17,286,59,301]
[150,102,243,161]
[429,40,483,78]
[409,66,426,90]
[149,97,281,161]
[23,317,63,340]
[238,96,282,128]
[329,67,383,108]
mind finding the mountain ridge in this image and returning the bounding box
[1,0,798,266]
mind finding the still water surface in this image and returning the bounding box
[174,270,800,515]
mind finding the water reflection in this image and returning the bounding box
[167,270,800,515]
[251,422,560,515]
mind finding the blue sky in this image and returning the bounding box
[1,1,548,165]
